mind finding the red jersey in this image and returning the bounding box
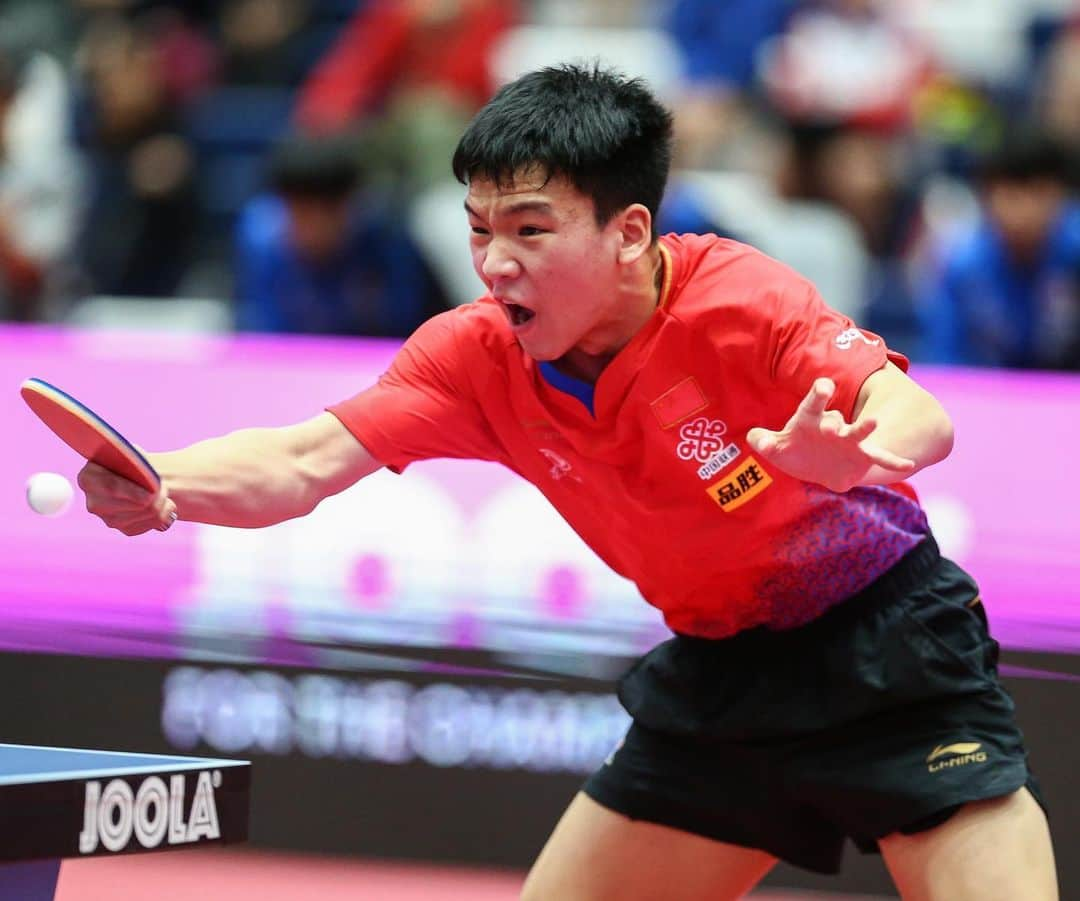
[330,235,929,638]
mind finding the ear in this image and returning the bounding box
[615,203,653,264]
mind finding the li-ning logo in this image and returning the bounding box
[538,448,580,482]
[835,327,881,350]
[79,770,221,853]
[676,418,728,463]
[926,743,987,773]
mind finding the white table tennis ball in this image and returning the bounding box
[26,472,74,517]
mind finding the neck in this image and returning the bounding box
[554,243,664,384]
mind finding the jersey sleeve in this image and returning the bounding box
[327,312,504,472]
[766,279,909,419]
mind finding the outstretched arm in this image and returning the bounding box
[78,412,382,535]
[746,362,954,493]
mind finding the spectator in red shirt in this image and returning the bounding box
[296,0,516,132]
[295,0,518,197]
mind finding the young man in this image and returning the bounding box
[235,134,446,337]
[915,130,1080,369]
[79,65,1056,899]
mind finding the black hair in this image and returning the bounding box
[266,133,360,199]
[452,63,674,234]
[978,130,1075,187]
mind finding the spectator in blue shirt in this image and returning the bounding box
[915,131,1080,369]
[665,0,790,93]
[235,134,447,337]
[661,0,791,169]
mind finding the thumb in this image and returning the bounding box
[746,427,778,456]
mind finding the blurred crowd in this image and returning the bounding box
[1,0,1079,369]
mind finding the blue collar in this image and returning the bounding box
[538,360,596,416]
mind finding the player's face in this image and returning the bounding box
[284,195,350,262]
[465,172,628,361]
[986,179,1067,261]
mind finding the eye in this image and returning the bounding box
[470,226,489,236]
[518,226,545,237]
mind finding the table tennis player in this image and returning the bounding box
[77,64,1057,900]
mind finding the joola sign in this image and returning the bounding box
[79,770,221,853]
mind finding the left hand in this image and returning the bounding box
[746,378,915,493]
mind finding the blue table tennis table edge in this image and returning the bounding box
[0,742,249,786]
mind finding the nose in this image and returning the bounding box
[480,239,521,282]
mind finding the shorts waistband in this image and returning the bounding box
[839,532,942,611]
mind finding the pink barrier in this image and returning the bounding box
[906,365,1080,650]
[2,324,1078,657]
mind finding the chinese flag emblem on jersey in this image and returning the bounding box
[651,377,708,429]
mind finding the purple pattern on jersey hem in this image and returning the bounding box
[758,485,929,629]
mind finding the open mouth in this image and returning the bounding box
[504,302,536,327]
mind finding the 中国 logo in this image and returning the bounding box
[696,443,741,480]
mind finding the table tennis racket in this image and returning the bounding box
[20,377,160,492]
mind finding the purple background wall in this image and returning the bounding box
[3,323,1079,661]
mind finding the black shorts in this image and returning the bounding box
[583,536,1044,875]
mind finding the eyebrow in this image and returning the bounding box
[464,199,555,219]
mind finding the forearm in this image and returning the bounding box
[148,427,325,528]
[857,389,954,486]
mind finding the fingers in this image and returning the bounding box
[844,417,878,443]
[78,462,154,505]
[821,415,877,442]
[746,427,779,456]
[154,495,179,531]
[77,461,178,534]
[105,512,159,536]
[795,378,836,421]
[823,417,914,471]
[858,442,916,472]
[99,502,177,535]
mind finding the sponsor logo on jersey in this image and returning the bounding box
[696,443,741,480]
[676,417,729,463]
[926,742,988,773]
[706,457,772,511]
[651,377,708,429]
[79,770,221,854]
[538,448,581,482]
[834,327,881,350]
